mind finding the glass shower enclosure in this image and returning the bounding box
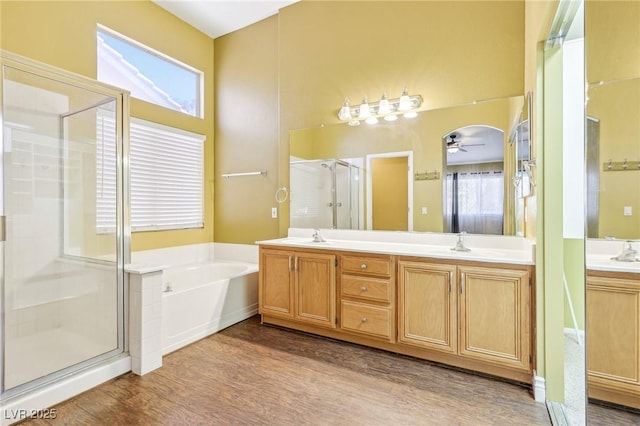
[0,51,129,397]
[290,159,361,229]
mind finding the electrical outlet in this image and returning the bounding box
[421,207,428,215]
[271,207,278,218]
[624,206,632,216]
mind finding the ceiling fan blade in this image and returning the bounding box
[459,148,468,152]
[461,143,486,147]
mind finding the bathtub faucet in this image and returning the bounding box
[312,229,326,243]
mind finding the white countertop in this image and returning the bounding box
[586,255,640,274]
[257,229,536,265]
[586,239,640,274]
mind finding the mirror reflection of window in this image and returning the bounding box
[444,171,505,235]
[443,125,505,235]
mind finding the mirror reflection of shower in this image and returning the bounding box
[289,158,362,229]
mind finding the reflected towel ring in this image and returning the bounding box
[607,159,613,170]
[275,186,288,203]
[623,159,628,169]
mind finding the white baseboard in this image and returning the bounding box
[533,372,546,403]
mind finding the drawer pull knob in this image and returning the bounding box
[361,264,367,270]
[360,286,368,292]
[361,317,368,323]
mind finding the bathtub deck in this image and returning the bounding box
[17,316,577,425]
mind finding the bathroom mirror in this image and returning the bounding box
[289,95,528,235]
[586,77,640,240]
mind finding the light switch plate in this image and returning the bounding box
[624,206,632,216]
[271,207,278,218]
[421,207,428,215]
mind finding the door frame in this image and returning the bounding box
[365,150,413,231]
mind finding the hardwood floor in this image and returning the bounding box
[21,316,554,425]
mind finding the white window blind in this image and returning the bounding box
[96,112,205,232]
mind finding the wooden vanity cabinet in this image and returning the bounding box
[259,248,336,329]
[457,265,531,372]
[586,270,640,409]
[397,261,458,354]
[260,245,535,383]
[339,254,395,342]
[398,259,532,377]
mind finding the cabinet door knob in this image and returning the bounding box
[360,286,367,292]
[361,317,368,323]
[360,264,367,270]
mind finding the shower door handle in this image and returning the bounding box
[0,216,5,242]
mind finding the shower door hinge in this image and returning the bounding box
[0,216,5,242]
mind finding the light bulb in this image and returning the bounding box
[358,97,371,119]
[338,98,352,121]
[403,111,418,118]
[384,114,398,121]
[365,116,378,124]
[398,88,411,111]
[447,146,459,154]
[348,120,361,127]
[378,93,391,115]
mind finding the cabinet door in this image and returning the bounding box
[259,249,294,319]
[587,275,640,404]
[295,252,336,328]
[398,261,457,354]
[458,266,530,372]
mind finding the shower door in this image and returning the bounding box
[1,53,128,394]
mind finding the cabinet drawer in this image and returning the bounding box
[342,275,391,303]
[341,256,391,277]
[341,301,392,340]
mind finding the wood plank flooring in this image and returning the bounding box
[15,316,566,425]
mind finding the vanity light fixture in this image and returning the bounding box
[337,89,423,125]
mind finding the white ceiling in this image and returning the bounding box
[446,125,505,166]
[152,0,299,39]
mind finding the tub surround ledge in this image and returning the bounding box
[128,271,163,376]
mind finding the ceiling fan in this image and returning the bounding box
[446,133,485,154]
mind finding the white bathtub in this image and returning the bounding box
[161,260,259,355]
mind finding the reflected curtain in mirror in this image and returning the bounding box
[444,170,504,235]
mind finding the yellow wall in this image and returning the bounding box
[586,0,640,85]
[213,16,280,244]
[588,79,640,239]
[586,1,640,239]
[276,1,524,237]
[1,0,215,251]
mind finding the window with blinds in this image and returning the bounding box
[96,111,205,232]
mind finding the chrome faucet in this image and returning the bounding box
[451,231,471,252]
[312,228,326,243]
[611,240,638,262]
